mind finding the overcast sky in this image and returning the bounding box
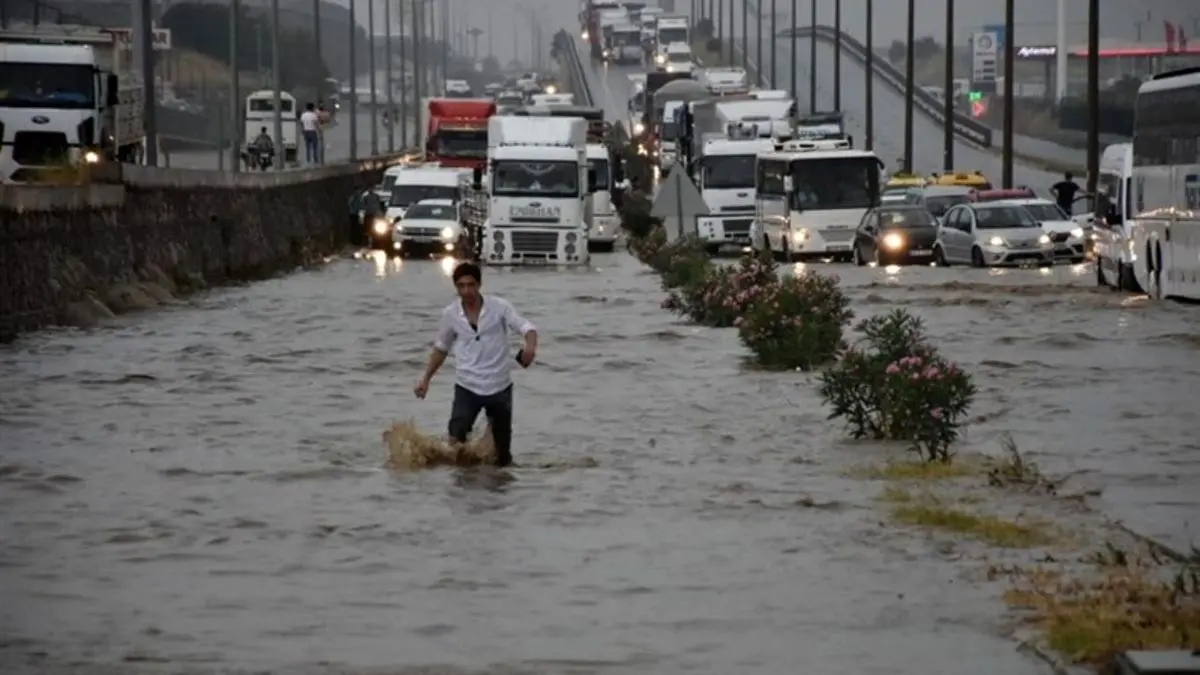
[344,0,1199,61]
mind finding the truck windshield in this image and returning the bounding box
[612,30,640,46]
[790,156,881,210]
[702,154,756,189]
[0,63,94,109]
[493,160,579,197]
[657,27,688,44]
[588,158,610,191]
[432,129,488,158]
[390,184,458,208]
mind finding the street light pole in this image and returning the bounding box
[942,0,954,170]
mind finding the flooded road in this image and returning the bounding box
[2,249,1196,674]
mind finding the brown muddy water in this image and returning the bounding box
[1,250,1196,674]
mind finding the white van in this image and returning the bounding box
[384,167,468,222]
[243,90,298,163]
[1092,143,1138,290]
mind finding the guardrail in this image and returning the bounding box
[780,25,993,148]
[553,29,595,108]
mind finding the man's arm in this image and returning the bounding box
[422,312,457,382]
[504,300,538,353]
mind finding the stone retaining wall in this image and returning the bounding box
[0,156,403,341]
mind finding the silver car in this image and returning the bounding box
[934,203,1054,267]
[920,185,973,224]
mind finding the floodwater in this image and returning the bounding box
[2,250,1197,674]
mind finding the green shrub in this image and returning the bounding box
[662,251,777,327]
[735,270,852,371]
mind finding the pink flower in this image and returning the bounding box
[930,408,944,420]
[885,363,901,375]
[733,316,744,327]
[923,366,941,379]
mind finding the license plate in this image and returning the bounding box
[524,258,549,266]
[910,248,932,255]
[826,244,851,251]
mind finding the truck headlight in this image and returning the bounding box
[372,219,389,235]
[792,228,809,243]
[1070,227,1083,239]
[545,85,557,94]
[666,65,674,72]
[83,150,100,164]
[1038,234,1051,245]
[988,236,1005,247]
[882,232,903,250]
[633,122,645,135]
[582,30,589,40]
[440,226,455,240]
[655,54,666,64]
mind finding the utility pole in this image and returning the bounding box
[271,0,282,170]
[1001,0,1014,188]
[809,0,816,113]
[864,0,873,150]
[833,0,840,109]
[229,0,241,171]
[348,0,357,159]
[368,0,378,156]
[1086,0,1099,196]
[902,0,914,173]
[385,0,395,152]
[942,0,954,170]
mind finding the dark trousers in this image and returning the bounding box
[448,384,514,466]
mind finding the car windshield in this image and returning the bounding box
[924,194,968,217]
[702,154,756,189]
[0,63,95,108]
[403,204,456,220]
[878,208,935,228]
[1021,203,1069,221]
[975,206,1040,228]
[881,192,919,205]
[667,52,691,63]
[390,184,458,207]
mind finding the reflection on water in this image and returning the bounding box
[0,253,1196,673]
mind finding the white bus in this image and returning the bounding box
[1127,67,1200,301]
[751,141,884,261]
[1091,143,1139,290]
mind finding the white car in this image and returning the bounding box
[391,199,468,257]
[657,43,694,74]
[934,203,1055,267]
[993,198,1087,263]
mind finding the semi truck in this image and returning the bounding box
[0,22,146,182]
[420,98,495,170]
[461,115,591,266]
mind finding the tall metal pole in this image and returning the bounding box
[441,0,449,85]
[229,0,241,171]
[385,0,395,152]
[139,0,157,166]
[864,0,872,150]
[756,0,763,86]
[368,0,379,156]
[1086,0,1099,196]
[271,0,283,171]
[1001,0,1014,188]
[715,0,722,60]
[349,0,358,160]
[902,0,914,173]
[740,0,747,73]
[400,0,408,149]
[833,0,840,109]
[942,0,954,170]
[727,0,733,66]
[313,0,321,109]
[808,0,816,113]
[413,0,422,116]
[769,0,776,86]
[789,0,796,96]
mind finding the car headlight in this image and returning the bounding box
[792,228,809,243]
[666,65,674,72]
[1038,234,1051,245]
[988,236,1005,247]
[393,220,403,230]
[372,219,389,235]
[633,122,645,135]
[1070,227,1083,239]
[655,54,666,64]
[83,150,100,164]
[603,49,611,57]
[440,226,455,240]
[882,232,903,250]
[545,85,557,94]
[582,30,589,40]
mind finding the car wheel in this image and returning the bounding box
[934,245,950,267]
[872,247,884,267]
[852,245,866,266]
[970,246,986,267]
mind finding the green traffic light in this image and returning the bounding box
[968,91,983,101]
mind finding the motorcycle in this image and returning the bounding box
[243,146,274,171]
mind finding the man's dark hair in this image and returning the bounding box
[1064,172,1073,180]
[306,102,315,111]
[452,262,481,283]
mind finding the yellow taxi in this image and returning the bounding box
[929,171,993,190]
[883,172,930,191]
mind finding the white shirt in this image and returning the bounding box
[300,110,320,133]
[433,295,536,396]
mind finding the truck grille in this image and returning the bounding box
[819,228,855,242]
[1049,232,1069,243]
[12,131,70,166]
[721,205,755,213]
[724,218,753,234]
[511,231,559,253]
[403,227,442,237]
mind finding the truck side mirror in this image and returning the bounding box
[106,73,119,106]
[472,167,483,190]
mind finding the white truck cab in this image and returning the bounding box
[586,143,621,252]
[530,93,575,107]
[654,15,690,51]
[444,79,473,98]
[383,166,465,222]
[465,116,592,266]
[694,135,775,252]
[1091,143,1140,290]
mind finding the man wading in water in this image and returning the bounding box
[414,262,538,466]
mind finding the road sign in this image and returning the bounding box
[651,162,710,241]
[983,24,1006,50]
[971,31,998,93]
[110,27,172,50]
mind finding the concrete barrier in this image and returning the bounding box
[0,154,406,341]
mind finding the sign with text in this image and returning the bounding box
[971,31,998,94]
[110,27,172,51]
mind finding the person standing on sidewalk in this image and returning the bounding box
[300,102,321,164]
[413,262,538,467]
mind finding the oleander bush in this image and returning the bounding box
[735,270,853,370]
[817,310,976,462]
[662,251,777,327]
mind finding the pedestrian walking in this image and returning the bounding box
[300,102,321,164]
[413,262,538,467]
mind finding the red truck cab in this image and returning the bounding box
[423,99,496,170]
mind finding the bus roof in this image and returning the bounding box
[758,149,879,162]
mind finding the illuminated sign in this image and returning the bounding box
[1017,45,1056,58]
